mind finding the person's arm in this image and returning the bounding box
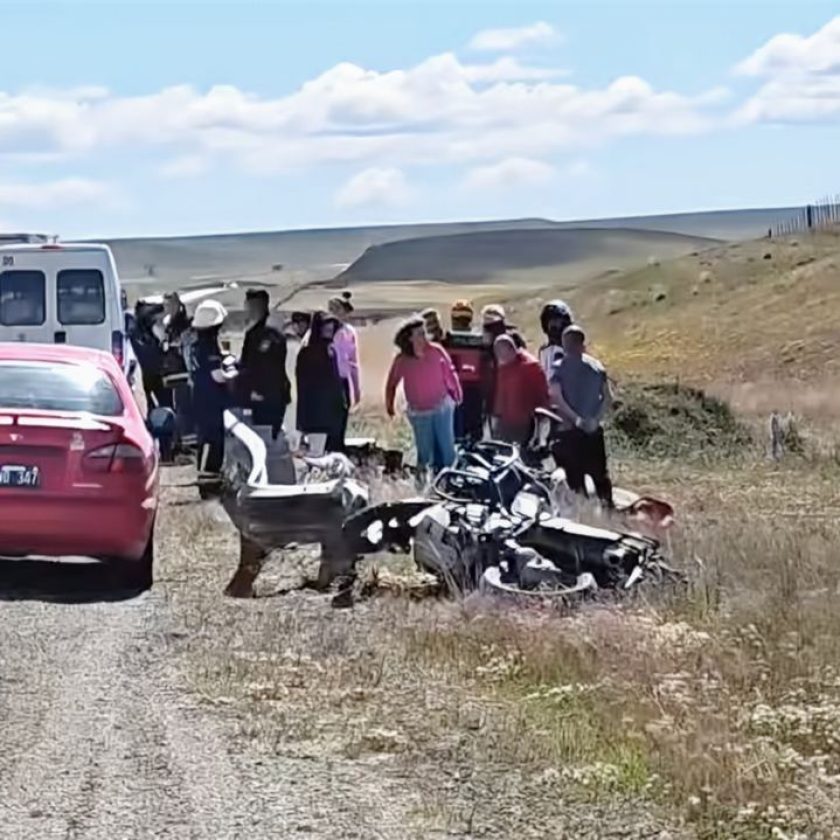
[385,355,403,417]
[531,364,550,411]
[346,327,361,405]
[438,346,463,404]
[548,378,583,428]
[591,372,613,427]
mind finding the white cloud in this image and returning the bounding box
[463,157,556,191]
[158,155,209,178]
[735,16,840,77]
[0,51,721,177]
[735,16,840,123]
[334,167,411,209]
[0,178,114,209]
[468,22,557,52]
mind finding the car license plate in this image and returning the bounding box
[0,465,40,489]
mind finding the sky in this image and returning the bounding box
[0,0,838,238]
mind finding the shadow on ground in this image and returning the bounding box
[0,559,147,604]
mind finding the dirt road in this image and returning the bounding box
[0,480,417,840]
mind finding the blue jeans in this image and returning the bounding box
[409,399,456,472]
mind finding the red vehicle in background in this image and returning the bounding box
[0,343,159,589]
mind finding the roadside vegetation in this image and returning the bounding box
[160,231,840,838]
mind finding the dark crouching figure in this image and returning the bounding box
[295,311,347,453]
[239,289,291,439]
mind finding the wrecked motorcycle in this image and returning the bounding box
[343,440,683,601]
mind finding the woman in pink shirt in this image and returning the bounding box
[386,316,463,481]
[328,293,361,447]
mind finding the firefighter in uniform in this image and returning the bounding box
[189,299,237,497]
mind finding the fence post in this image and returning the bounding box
[807,204,814,230]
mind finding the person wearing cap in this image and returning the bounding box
[479,303,526,436]
[290,311,312,340]
[327,292,361,448]
[538,300,574,380]
[189,299,237,495]
[385,316,462,486]
[240,289,291,440]
[296,310,347,453]
[491,334,550,455]
[548,325,613,506]
[421,308,445,343]
[443,300,486,442]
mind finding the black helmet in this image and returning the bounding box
[540,300,573,336]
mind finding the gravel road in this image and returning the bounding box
[0,498,415,839]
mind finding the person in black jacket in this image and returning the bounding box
[295,311,346,453]
[239,289,291,439]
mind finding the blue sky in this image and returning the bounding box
[0,0,838,237]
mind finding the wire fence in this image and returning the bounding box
[773,195,840,237]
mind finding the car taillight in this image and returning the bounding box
[83,443,146,474]
[112,330,125,368]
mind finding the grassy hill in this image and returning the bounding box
[333,227,719,286]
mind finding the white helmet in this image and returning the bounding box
[193,299,227,330]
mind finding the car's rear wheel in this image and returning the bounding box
[120,531,154,592]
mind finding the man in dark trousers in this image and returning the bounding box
[443,300,486,442]
[239,289,291,439]
[548,325,613,506]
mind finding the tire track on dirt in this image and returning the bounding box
[0,588,250,839]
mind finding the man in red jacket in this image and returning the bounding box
[491,334,549,453]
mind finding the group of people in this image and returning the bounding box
[125,285,612,505]
[385,299,613,504]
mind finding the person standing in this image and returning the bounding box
[538,300,574,380]
[327,293,361,446]
[189,300,237,496]
[160,292,194,450]
[548,325,613,506]
[491,334,550,452]
[295,311,347,453]
[385,316,463,485]
[421,308,445,343]
[443,300,486,442]
[240,289,291,440]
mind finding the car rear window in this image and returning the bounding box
[57,269,106,325]
[0,270,46,326]
[0,361,123,416]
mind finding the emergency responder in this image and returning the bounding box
[239,289,291,440]
[443,300,486,442]
[538,300,574,380]
[190,299,237,497]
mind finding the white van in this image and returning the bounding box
[0,242,127,372]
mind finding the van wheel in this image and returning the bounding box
[121,532,154,592]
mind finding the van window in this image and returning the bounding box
[57,269,106,325]
[0,270,46,326]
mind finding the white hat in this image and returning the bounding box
[193,299,227,330]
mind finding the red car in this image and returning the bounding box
[0,343,159,589]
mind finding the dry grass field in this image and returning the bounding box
[139,228,840,837]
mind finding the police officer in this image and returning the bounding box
[190,299,236,497]
[239,289,291,440]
